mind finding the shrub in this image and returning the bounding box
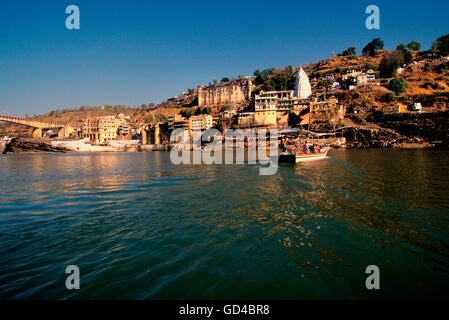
[389,79,408,95]
[379,51,404,78]
[407,41,421,51]
[339,47,356,57]
[431,34,449,56]
[380,92,396,103]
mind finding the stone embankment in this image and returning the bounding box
[310,110,449,148]
[368,111,449,143]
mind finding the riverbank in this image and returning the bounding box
[1,137,170,154]
[3,138,446,155]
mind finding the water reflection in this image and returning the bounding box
[0,150,448,299]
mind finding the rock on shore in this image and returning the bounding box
[4,138,70,154]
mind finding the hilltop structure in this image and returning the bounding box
[294,67,312,98]
[197,79,254,107]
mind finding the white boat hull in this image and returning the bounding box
[279,148,329,163]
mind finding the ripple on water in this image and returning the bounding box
[0,150,448,299]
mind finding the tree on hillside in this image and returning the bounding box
[380,92,396,103]
[404,50,413,64]
[396,44,407,51]
[155,114,167,123]
[273,75,289,91]
[285,65,294,75]
[362,38,384,57]
[339,47,356,57]
[180,108,194,118]
[396,44,414,64]
[195,106,211,115]
[363,63,378,71]
[221,77,230,83]
[407,41,421,51]
[262,80,276,91]
[379,50,408,78]
[253,69,273,85]
[432,34,449,56]
[389,79,408,95]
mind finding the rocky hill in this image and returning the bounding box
[2,38,449,146]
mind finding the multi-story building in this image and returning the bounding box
[84,116,123,143]
[197,79,254,106]
[168,114,189,130]
[237,112,255,127]
[188,114,213,133]
[254,91,282,126]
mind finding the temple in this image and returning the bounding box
[294,67,312,99]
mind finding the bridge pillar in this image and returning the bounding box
[32,128,42,138]
[141,127,148,145]
[154,125,160,145]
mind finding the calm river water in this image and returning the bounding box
[0,149,448,299]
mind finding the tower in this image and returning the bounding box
[294,67,312,99]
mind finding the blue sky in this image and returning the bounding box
[1,0,448,116]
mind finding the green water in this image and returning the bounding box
[0,149,448,299]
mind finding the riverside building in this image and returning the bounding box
[253,68,312,126]
[83,116,124,143]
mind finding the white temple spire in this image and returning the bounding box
[294,67,312,98]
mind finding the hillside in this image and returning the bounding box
[33,105,142,126]
[0,105,143,137]
[1,46,449,142]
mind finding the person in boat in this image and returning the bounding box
[280,138,287,153]
[309,144,315,153]
[302,144,308,153]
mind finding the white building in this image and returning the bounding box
[294,68,312,98]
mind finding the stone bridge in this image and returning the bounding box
[0,115,74,137]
